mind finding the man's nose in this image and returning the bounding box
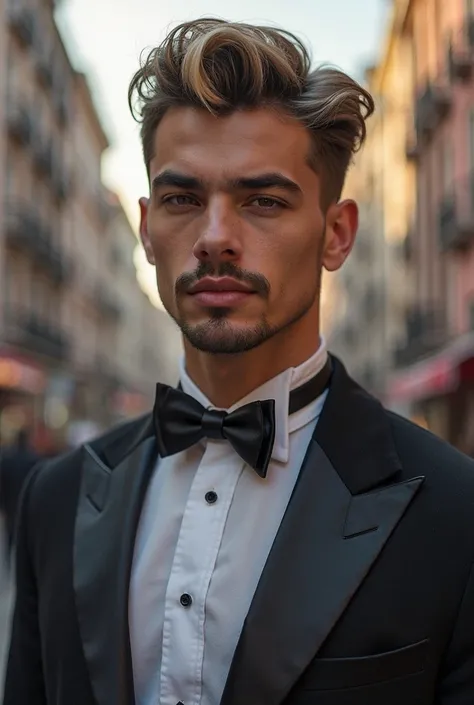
[192,198,242,265]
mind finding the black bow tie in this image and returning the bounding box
[153,357,332,478]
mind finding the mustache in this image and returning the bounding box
[175,262,270,298]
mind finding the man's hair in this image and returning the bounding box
[128,18,374,208]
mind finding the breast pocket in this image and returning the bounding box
[297,639,430,705]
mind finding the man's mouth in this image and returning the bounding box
[188,277,255,307]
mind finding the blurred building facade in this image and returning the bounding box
[0,0,181,451]
[331,0,474,452]
[330,0,416,400]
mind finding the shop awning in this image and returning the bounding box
[0,349,46,394]
[386,331,474,404]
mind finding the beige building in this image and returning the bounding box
[0,0,181,449]
[385,0,474,449]
[328,1,416,401]
[1,0,76,448]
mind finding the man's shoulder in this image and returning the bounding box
[387,409,474,491]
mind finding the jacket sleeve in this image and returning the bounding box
[436,556,474,704]
[3,464,47,705]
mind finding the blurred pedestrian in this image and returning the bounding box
[0,428,39,567]
[4,17,474,705]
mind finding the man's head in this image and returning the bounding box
[129,19,374,356]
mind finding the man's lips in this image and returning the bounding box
[188,277,255,294]
[188,277,255,307]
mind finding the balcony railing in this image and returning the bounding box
[414,81,451,143]
[4,207,36,249]
[447,17,474,82]
[4,309,70,361]
[33,140,54,178]
[6,103,33,145]
[36,223,72,285]
[36,52,54,89]
[394,305,447,367]
[438,172,474,252]
[8,7,36,47]
[4,202,71,283]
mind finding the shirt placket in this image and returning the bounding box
[159,440,244,705]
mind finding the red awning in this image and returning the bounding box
[0,351,46,394]
[387,331,474,404]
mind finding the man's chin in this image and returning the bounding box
[180,319,272,355]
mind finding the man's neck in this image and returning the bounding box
[183,328,321,408]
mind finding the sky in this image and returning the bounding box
[56,0,389,304]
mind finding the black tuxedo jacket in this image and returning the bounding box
[4,358,474,705]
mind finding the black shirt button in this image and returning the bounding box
[180,593,192,608]
[205,490,218,504]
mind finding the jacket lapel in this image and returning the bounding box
[73,415,157,705]
[221,358,425,705]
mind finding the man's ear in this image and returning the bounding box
[322,199,358,272]
[139,197,155,266]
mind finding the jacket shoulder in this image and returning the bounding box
[27,414,151,509]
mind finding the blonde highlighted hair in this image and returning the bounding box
[128,18,374,208]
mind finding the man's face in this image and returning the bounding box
[140,106,357,354]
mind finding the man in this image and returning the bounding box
[4,18,474,705]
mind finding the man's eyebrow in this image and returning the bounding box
[230,173,302,194]
[151,170,203,191]
[151,170,302,195]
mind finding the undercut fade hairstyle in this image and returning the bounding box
[128,18,374,209]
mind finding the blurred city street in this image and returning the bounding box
[0,0,474,702]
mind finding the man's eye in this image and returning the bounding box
[250,197,283,209]
[164,195,199,206]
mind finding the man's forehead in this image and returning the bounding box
[151,106,314,181]
[154,106,310,152]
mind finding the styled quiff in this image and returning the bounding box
[128,18,374,208]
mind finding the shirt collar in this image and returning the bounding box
[179,338,328,464]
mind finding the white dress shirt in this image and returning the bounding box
[129,341,329,705]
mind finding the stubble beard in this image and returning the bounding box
[174,291,318,355]
[178,309,274,354]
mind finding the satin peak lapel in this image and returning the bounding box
[73,422,156,705]
[221,439,424,705]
